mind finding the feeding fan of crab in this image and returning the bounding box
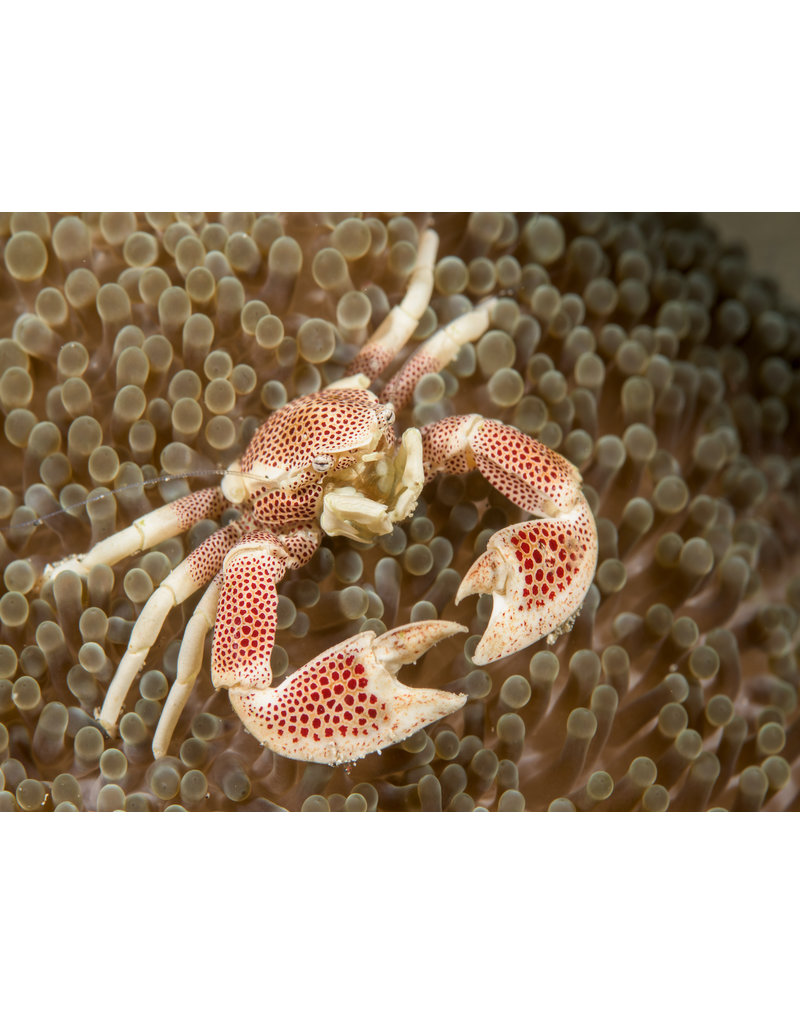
[41,231,598,766]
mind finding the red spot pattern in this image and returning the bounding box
[235,644,390,749]
[250,480,324,529]
[172,487,232,530]
[68,243,596,766]
[422,416,584,515]
[380,352,441,413]
[421,414,596,658]
[228,623,468,764]
[232,389,400,534]
[211,535,288,688]
[347,346,397,383]
[472,419,582,515]
[475,498,597,659]
[240,389,385,477]
[274,524,322,569]
[185,522,243,586]
[420,416,474,483]
[509,521,581,610]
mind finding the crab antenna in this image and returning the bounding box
[0,467,269,533]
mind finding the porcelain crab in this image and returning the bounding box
[43,229,598,766]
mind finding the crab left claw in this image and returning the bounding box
[228,620,467,765]
[421,414,599,666]
[457,495,597,664]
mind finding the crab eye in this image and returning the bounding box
[381,403,396,425]
[312,454,334,474]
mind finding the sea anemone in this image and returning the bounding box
[1,211,798,811]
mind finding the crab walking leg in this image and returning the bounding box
[97,521,242,735]
[153,523,320,757]
[151,573,222,760]
[345,229,438,383]
[228,620,468,765]
[380,298,498,411]
[421,415,598,663]
[42,487,231,581]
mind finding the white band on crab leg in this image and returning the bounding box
[152,573,222,760]
[43,487,230,581]
[399,229,438,319]
[380,297,498,411]
[345,229,438,384]
[324,373,371,392]
[97,521,242,735]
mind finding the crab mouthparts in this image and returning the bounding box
[320,428,424,542]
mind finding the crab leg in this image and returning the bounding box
[345,229,438,384]
[421,415,598,663]
[380,297,498,411]
[227,620,468,765]
[147,523,320,757]
[211,526,321,694]
[42,487,231,581]
[151,573,222,759]
[97,521,242,735]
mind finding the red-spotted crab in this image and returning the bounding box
[43,230,598,765]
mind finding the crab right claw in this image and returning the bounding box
[456,495,598,665]
[228,620,468,765]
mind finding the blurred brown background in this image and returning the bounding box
[705,212,800,303]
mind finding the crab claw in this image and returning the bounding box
[457,495,598,664]
[228,620,467,765]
